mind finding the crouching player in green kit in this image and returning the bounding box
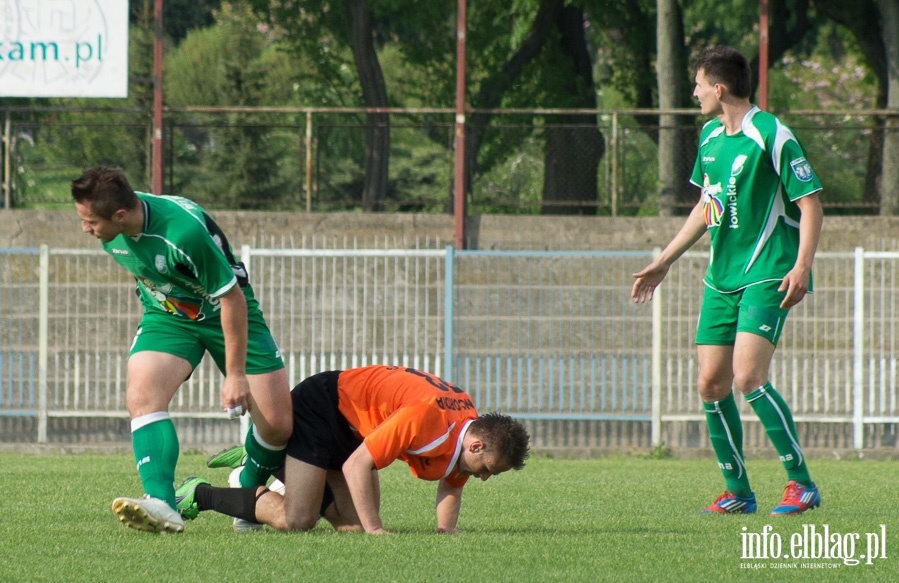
[631,46,824,515]
[72,166,292,533]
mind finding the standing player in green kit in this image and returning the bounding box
[72,166,292,533]
[631,46,824,515]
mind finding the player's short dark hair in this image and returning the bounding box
[71,165,139,219]
[693,45,751,99]
[470,412,530,470]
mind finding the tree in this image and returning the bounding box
[346,0,390,211]
[164,3,293,208]
[541,3,605,215]
[877,0,899,214]
[814,0,889,212]
[656,0,694,216]
[255,0,391,211]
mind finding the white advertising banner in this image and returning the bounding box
[0,0,129,98]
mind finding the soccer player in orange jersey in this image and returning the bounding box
[176,365,530,533]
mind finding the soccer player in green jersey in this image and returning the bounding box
[71,166,293,533]
[632,46,824,516]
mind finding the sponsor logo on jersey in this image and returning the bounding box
[726,158,741,230]
[790,157,814,182]
[703,156,716,162]
[111,248,129,255]
[702,174,725,228]
[154,254,168,274]
[137,276,204,320]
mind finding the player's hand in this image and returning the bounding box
[632,261,670,303]
[366,527,389,535]
[221,374,252,418]
[778,266,811,309]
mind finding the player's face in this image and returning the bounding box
[693,69,722,116]
[75,202,123,242]
[458,447,511,482]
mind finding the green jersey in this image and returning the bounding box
[690,107,822,293]
[102,192,257,321]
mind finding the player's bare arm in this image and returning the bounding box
[632,200,708,303]
[217,285,251,414]
[779,193,823,309]
[342,443,388,534]
[435,478,463,534]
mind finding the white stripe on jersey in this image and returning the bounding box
[406,422,455,455]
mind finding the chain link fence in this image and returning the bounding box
[0,107,886,215]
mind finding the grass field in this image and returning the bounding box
[0,452,896,582]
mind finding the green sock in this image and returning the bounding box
[131,412,179,509]
[239,425,287,488]
[703,392,752,498]
[746,383,812,485]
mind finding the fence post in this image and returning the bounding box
[304,111,313,213]
[38,245,49,444]
[610,112,618,217]
[852,246,865,450]
[443,245,455,382]
[3,112,10,209]
[651,247,662,446]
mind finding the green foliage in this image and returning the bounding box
[164,2,294,207]
[1,453,897,582]
[8,11,157,205]
[5,0,891,214]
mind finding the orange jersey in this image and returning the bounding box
[336,365,478,488]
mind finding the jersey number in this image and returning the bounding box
[402,368,464,394]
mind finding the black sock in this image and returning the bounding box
[196,484,259,522]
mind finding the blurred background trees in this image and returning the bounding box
[4,0,893,215]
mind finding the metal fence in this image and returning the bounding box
[1,245,898,450]
[0,107,887,214]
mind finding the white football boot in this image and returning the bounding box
[112,495,185,534]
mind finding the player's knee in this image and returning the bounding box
[284,511,319,532]
[731,371,765,395]
[272,414,293,443]
[251,412,293,445]
[697,377,730,402]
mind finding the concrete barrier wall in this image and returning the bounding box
[3,209,899,251]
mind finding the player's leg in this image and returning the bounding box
[733,285,818,515]
[241,367,292,487]
[175,462,352,532]
[695,289,755,513]
[175,477,280,529]
[209,308,292,489]
[112,350,193,532]
[319,469,365,532]
[279,455,332,531]
[697,344,755,512]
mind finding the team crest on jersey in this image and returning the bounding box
[701,174,724,227]
[790,157,814,182]
[154,254,168,274]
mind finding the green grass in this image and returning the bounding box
[0,453,896,582]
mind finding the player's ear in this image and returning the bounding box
[469,439,485,453]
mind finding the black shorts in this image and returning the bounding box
[286,370,362,471]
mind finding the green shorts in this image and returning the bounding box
[695,281,790,346]
[130,306,284,374]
